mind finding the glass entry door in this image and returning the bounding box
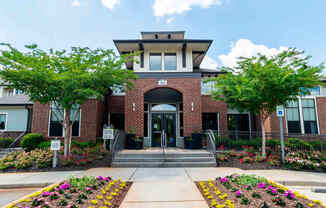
[151,113,176,147]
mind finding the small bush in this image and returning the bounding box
[21,133,44,151]
[71,140,96,149]
[266,139,280,148]
[38,141,51,149]
[286,138,312,151]
[0,138,14,148]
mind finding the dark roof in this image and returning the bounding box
[141,31,185,35]
[113,39,212,44]
[0,95,33,106]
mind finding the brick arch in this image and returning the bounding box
[143,86,184,96]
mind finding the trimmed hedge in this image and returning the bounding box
[0,138,14,148]
[285,138,313,150]
[21,133,44,151]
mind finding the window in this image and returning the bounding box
[286,100,301,133]
[7,89,14,96]
[151,104,176,111]
[201,79,215,95]
[15,89,24,95]
[227,114,250,139]
[302,99,318,134]
[0,114,7,130]
[49,104,81,137]
[150,53,162,71]
[285,99,319,134]
[164,53,177,70]
[307,86,320,96]
[202,113,218,130]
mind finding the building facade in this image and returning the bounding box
[31,31,326,144]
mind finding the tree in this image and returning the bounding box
[0,43,137,157]
[208,49,324,156]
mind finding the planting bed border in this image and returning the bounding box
[4,177,132,208]
[196,174,325,208]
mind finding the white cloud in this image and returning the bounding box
[219,39,288,68]
[201,56,219,70]
[166,17,175,24]
[72,0,81,7]
[153,0,222,17]
[101,0,120,10]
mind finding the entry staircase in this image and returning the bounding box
[110,130,217,167]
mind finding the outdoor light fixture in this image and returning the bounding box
[191,102,194,112]
[132,103,135,112]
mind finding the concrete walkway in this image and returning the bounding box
[1,168,326,208]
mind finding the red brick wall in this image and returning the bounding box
[125,77,202,137]
[201,95,228,132]
[316,97,326,134]
[32,99,105,141]
[108,96,125,113]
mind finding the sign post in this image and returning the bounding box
[276,105,285,164]
[103,128,114,151]
[51,138,61,168]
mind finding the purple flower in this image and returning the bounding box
[103,177,110,181]
[272,189,277,194]
[41,192,51,197]
[86,187,93,191]
[219,177,228,183]
[59,183,70,190]
[97,176,104,180]
[257,182,266,189]
[284,190,295,199]
[236,190,243,196]
[245,185,249,189]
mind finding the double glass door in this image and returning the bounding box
[151,113,176,147]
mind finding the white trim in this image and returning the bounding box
[313,97,320,134]
[298,98,305,134]
[0,112,8,131]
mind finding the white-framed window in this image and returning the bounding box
[149,53,162,71]
[15,89,24,95]
[0,113,7,131]
[48,104,81,137]
[201,79,215,95]
[286,98,319,134]
[164,53,177,71]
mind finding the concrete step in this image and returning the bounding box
[113,156,216,163]
[115,153,214,158]
[111,161,217,168]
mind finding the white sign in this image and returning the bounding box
[158,79,167,86]
[276,105,284,117]
[103,128,114,140]
[51,140,61,151]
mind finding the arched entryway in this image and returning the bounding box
[144,88,183,148]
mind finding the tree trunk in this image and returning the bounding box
[64,109,71,158]
[260,118,266,157]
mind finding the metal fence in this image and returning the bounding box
[212,130,326,152]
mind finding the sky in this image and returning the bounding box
[0,0,325,70]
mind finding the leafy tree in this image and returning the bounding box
[208,49,324,156]
[0,43,137,157]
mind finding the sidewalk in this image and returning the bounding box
[1,168,326,208]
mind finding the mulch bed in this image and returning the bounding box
[196,175,324,208]
[217,159,284,170]
[12,177,132,208]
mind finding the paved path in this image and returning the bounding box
[1,168,326,208]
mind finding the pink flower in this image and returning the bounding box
[257,182,266,189]
[97,176,104,180]
[236,190,243,197]
[219,177,228,183]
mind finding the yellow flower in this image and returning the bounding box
[211,200,217,206]
[111,192,117,196]
[96,195,103,200]
[308,203,314,207]
[216,204,225,208]
[106,195,113,200]
[88,207,95,208]
[207,195,213,199]
[105,187,110,191]
[99,206,108,208]
[25,198,31,202]
[314,200,322,205]
[215,190,221,195]
[102,189,107,194]
[91,200,98,205]
[104,200,112,206]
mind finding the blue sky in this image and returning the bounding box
[0,0,325,69]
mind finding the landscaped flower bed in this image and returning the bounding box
[196,174,325,208]
[5,176,132,208]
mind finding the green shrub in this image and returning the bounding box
[21,133,44,151]
[71,140,96,149]
[285,138,312,151]
[308,140,326,151]
[266,139,280,147]
[0,138,14,148]
[38,141,51,149]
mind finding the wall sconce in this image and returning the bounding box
[191,102,194,112]
[132,103,136,112]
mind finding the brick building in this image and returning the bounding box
[32,31,326,146]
